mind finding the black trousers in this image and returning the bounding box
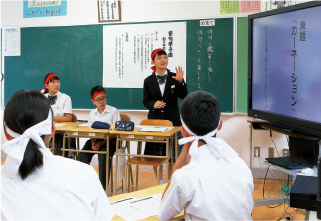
[78,138,116,190]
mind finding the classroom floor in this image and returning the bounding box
[1,158,305,220]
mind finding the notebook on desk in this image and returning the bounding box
[265,136,319,169]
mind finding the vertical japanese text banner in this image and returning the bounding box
[103,22,187,88]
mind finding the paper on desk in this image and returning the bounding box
[111,194,162,221]
[78,123,92,127]
[138,126,173,132]
[55,123,66,128]
[111,197,147,221]
[129,194,162,217]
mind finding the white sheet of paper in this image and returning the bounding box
[103,22,187,88]
[129,194,162,217]
[111,197,148,221]
[139,126,173,132]
[78,123,92,127]
[4,27,21,56]
[54,123,66,128]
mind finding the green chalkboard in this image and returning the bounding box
[4,18,234,111]
[186,18,234,113]
[236,16,248,113]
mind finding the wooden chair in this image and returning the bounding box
[127,119,173,191]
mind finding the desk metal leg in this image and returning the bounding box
[135,142,142,191]
[113,136,120,195]
[106,135,110,196]
[250,123,253,171]
[62,133,66,157]
[175,133,178,165]
[51,132,56,154]
[165,138,169,183]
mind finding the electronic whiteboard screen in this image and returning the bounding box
[248,1,321,138]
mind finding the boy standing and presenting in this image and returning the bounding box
[78,86,120,190]
[158,91,254,220]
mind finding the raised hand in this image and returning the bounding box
[172,66,184,82]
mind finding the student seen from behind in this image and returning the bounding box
[78,85,120,190]
[1,90,113,221]
[158,91,254,220]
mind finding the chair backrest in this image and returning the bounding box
[71,113,77,122]
[140,119,173,127]
[120,114,131,121]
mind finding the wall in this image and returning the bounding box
[1,0,289,175]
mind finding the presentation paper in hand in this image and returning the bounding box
[103,22,187,88]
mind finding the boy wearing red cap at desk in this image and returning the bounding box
[143,48,188,184]
[158,91,254,220]
[78,85,120,190]
[42,73,76,157]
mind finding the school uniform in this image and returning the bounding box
[158,138,254,220]
[143,70,188,160]
[44,91,76,156]
[1,153,114,221]
[78,104,120,190]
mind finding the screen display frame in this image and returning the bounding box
[248,1,321,139]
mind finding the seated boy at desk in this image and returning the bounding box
[78,85,120,190]
[158,91,254,220]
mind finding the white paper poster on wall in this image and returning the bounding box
[103,22,187,88]
[3,28,21,56]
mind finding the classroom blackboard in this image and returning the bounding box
[4,18,234,112]
[236,17,248,113]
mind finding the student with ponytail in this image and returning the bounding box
[42,73,75,157]
[1,90,114,221]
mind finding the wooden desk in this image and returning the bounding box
[54,122,112,195]
[109,184,184,220]
[110,127,181,195]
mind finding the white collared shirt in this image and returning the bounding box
[89,104,120,124]
[158,138,254,221]
[155,70,168,97]
[44,91,72,117]
[1,153,114,221]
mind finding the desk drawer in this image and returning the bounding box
[65,131,107,138]
[119,134,167,141]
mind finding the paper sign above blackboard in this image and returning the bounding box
[23,0,67,18]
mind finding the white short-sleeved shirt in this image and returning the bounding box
[158,138,254,221]
[89,104,120,124]
[1,153,114,221]
[44,91,72,117]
